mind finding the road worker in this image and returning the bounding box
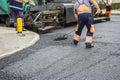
[9,0,35,30]
[105,0,112,19]
[73,0,100,48]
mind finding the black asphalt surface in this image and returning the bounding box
[0,15,120,80]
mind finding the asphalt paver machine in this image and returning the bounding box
[24,0,110,32]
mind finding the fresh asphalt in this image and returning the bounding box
[0,15,120,80]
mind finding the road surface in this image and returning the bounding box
[0,15,120,80]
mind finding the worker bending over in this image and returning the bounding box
[73,0,100,48]
[105,0,112,19]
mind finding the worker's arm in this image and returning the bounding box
[29,0,35,6]
[74,14,78,21]
[19,0,35,6]
[73,4,78,21]
[90,0,100,15]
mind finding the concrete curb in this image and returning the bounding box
[0,31,40,59]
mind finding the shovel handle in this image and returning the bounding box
[63,29,75,37]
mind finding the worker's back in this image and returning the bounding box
[74,0,91,9]
[74,0,92,14]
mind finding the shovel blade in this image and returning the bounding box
[54,36,68,41]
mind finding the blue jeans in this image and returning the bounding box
[76,13,94,37]
[10,8,24,27]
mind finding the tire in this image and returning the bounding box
[5,17,13,27]
[24,14,33,30]
[61,18,66,27]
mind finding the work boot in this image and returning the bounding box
[73,39,78,45]
[85,43,94,48]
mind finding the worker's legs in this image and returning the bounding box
[105,6,112,18]
[10,9,25,31]
[73,14,85,45]
[10,8,18,27]
[85,13,94,48]
[73,24,84,45]
[18,11,24,27]
[9,9,14,25]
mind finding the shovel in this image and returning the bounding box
[54,29,75,41]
